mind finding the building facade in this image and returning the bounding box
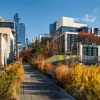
[0,17,15,66]
[38,34,51,45]
[0,28,14,66]
[50,17,100,64]
[18,23,25,44]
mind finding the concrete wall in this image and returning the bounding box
[0,28,14,66]
[1,34,7,66]
[79,43,83,61]
[65,33,67,53]
[98,46,100,61]
[56,17,87,30]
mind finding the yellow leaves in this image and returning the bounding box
[55,64,100,100]
[1,72,7,79]
[0,61,24,99]
[55,65,71,88]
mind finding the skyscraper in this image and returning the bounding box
[14,13,25,44]
[18,23,25,44]
[14,13,26,57]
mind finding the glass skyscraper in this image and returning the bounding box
[14,13,26,44]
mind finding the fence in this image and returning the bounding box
[45,55,100,65]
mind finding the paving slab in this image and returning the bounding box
[20,64,76,100]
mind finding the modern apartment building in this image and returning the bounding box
[50,17,100,64]
[38,34,51,45]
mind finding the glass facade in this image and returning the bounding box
[14,13,25,44]
[61,34,65,53]
[18,23,25,44]
[94,28,100,35]
[51,26,79,37]
[80,27,100,35]
[62,26,79,33]
[83,47,98,56]
[79,27,90,32]
[49,22,57,36]
[67,34,78,54]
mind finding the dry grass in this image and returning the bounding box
[0,61,24,100]
[55,64,72,88]
[55,64,100,100]
[38,60,53,73]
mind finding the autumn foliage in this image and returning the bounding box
[0,61,24,100]
[55,64,100,100]
[79,32,100,43]
[20,48,33,62]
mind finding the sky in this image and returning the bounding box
[0,0,100,41]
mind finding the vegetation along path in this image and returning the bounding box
[20,64,75,100]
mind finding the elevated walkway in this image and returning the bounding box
[20,64,75,100]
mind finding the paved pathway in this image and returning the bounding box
[20,65,75,100]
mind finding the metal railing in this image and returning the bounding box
[78,56,100,65]
[45,55,100,65]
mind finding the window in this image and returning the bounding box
[62,26,79,33]
[67,34,70,41]
[70,34,77,42]
[94,28,99,35]
[88,48,91,56]
[83,47,87,55]
[67,41,71,52]
[93,48,98,56]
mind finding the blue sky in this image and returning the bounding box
[0,0,100,41]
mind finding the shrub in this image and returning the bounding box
[38,60,53,73]
[70,65,100,100]
[29,53,45,69]
[0,61,24,100]
[55,65,72,88]
[0,74,11,99]
[55,64,100,100]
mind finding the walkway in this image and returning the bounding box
[20,65,75,100]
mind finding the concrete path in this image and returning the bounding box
[20,65,75,100]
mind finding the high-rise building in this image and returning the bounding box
[18,23,25,44]
[14,13,26,55]
[14,13,26,44]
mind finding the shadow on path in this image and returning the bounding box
[20,64,75,100]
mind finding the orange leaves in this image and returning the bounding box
[21,48,33,61]
[79,32,100,43]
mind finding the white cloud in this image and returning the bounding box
[82,14,96,23]
[75,8,97,23]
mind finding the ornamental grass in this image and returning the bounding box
[55,64,100,100]
[0,61,24,100]
[38,60,53,73]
